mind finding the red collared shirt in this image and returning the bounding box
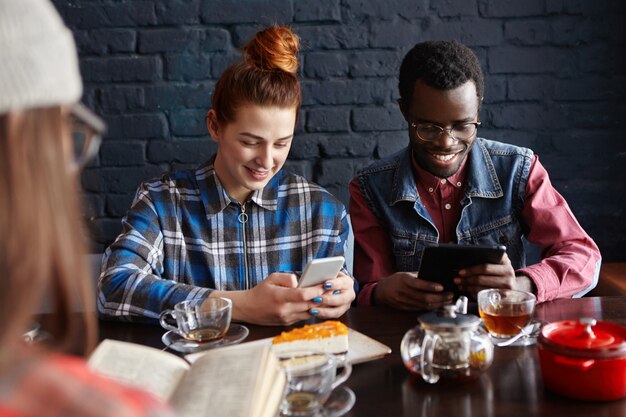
[411,153,468,244]
[349,154,601,305]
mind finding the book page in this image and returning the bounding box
[253,354,286,417]
[88,339,190,401]
[170,344,278,417]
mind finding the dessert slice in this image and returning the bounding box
[271,320,349,354]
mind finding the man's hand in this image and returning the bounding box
[375,271,454,310]
[453,253,535,298]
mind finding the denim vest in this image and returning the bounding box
[355,138,533,273]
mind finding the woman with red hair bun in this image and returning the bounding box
[99,26,356,326]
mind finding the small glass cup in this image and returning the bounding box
[477,289,536,339]
[277,350,352,417]
[159,298,231,343]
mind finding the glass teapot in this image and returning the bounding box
[400,297,494,384]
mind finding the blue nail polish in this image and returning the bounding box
[324,281,333,289]
[332,290,341,295]
[310,309,319,316]
[313,296,322,303]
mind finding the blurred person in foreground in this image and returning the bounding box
[349,40,601,310]
[98,26,355,326]
[0,0,175,415]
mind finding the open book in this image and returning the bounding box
[88,339,285,417]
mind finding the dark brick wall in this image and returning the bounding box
[52,0,626,260]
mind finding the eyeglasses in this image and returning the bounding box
[69,103,106,170]
[410,121,481,142]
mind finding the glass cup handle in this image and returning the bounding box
[331,359,353,390]
[159,309,179,332]
[420,333,441,384]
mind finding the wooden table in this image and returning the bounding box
[98,296,626,416]
[589,263,626,296]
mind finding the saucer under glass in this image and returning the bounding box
[161,323,249,353]
[487,320,543,347]
[280,386,355,417]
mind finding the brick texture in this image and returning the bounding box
[51,0,625,261]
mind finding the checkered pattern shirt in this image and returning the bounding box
[97,160,349,322]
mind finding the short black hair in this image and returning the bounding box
[399,40,484,107]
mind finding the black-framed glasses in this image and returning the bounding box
[410,121,481,142]
[69,103,106,170]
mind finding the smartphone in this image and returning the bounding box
[418,244,507,293]
[297,256,345,288]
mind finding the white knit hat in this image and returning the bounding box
[0,0,82,114]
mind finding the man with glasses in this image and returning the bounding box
[349,40,601,310]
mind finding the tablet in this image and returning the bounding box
[418,244,506,293]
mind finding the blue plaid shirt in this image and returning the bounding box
[97,159,350,322]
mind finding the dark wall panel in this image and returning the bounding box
[52,0,626,260]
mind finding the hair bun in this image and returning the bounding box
[243,26,299,74]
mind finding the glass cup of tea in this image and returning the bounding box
[277,350,352,417]
[159,297,232,344]
[477,289,536,340]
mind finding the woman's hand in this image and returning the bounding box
[309,272,356,319]
[209,271,354,326]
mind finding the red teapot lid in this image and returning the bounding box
[538,318,626,359]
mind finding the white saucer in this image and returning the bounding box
[321,386,356,417]
[161,324,249,353]
[280,386,355,417]
[486,320,543,348]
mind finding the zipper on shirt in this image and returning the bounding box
[238,203,250,290]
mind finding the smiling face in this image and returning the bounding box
[401,80,480,178]
[208,104,296,203]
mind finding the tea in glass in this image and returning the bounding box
[159,297,232,343]
[478,289,536,338]
[277,350,352,416]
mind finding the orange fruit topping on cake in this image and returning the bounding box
[271,320,349,354]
